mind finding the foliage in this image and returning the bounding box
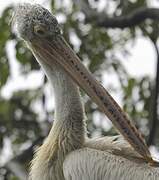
[0,0,158,179]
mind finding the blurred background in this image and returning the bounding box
[0,0,159,179]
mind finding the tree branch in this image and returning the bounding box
[73,0,159,28]
[148,42,159,145]
[95,8,159,28]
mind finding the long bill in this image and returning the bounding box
[30,35,153,163]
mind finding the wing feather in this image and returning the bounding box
[85,135,143,161]
[63,137,159,180]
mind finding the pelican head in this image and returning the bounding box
[13,3,60,41]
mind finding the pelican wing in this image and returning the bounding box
[63,146,159,180]
[85,135,143,160]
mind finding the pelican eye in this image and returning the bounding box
[34,25,46,37]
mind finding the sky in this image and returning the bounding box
[0,0,159,163]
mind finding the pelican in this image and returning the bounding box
[13,3,159,180]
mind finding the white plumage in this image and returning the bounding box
[64,146,159,180]
[30,132,159,180]
[13,3,159,180]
